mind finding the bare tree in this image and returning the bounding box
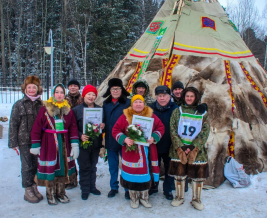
[226,0,260,39]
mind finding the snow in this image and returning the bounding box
[1,103,267,218]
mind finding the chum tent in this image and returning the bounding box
[96,0,267,188]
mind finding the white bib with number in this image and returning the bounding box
[177,107,206,145]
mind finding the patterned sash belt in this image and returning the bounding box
[43,128,68,134]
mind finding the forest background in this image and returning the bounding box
[0,0,266,88]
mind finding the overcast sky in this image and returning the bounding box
[218,0,266,13]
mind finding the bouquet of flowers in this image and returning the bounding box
[81,122,101,149]
[126,124,145,152]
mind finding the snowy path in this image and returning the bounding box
[0,103,266,218]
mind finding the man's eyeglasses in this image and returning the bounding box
[110,87,122,92]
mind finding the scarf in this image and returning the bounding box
[25,93,41,102]
[155,101,171,112]
[46,97,70,109]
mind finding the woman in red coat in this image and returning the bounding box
[112,94,165,209]
[30,84,79,205]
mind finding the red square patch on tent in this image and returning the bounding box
[202,17,216,31]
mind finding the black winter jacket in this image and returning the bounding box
[150,100,178,153]
[72,102,103,150]
[103,95,131,151]
[8,95,42,148]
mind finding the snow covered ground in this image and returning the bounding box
[0,103,267,218]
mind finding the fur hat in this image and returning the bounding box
[82,85,97,98]
[181,87,201,106]
[103,78,130,98]
[67,79,80,89]
[21,75,43,95]
[171,81,184,91]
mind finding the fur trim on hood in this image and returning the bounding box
[131,79,150,98]
[181,87,201,106]
[43,100,71,117]
[21,75,43,95]
[123,106,153,124]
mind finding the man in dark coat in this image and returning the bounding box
[102,78,131,198]
[150,86,178,200]
[65,79,83,108]
[171,81,184,106]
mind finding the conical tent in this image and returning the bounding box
[96,0,267,187]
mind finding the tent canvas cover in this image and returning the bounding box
[96,0,267,188]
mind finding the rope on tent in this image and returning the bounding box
[240,63,267,108]
[224,60,235,158]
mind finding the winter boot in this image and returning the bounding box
[129,190,140,209]
[46,186,58,205]
[171,179,185,207]
[56,183,70,203]
[24,186,39,203]
[32,184,43,201]
[65,179,78,190]
[140,190,152,208]
[191,180,204,210]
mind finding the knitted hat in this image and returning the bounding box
[21,75,43,95]
[181,87,201,106]
[131,94,145,106]
[82,85,98,98]
[155,85,171,95]
[103,78,130,98]
[67,79,80,89]
[171,81,184,91]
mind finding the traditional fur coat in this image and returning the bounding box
[112,106,165,191]
[31,101,79,187]
[168,105,210,179]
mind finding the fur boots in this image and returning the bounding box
[140,190,152,208]
[55,183,70,203]
[171,179,185,207]
[129,190,140,209]
[46,187,58,205]
[191,180,204,210]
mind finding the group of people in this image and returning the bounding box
[8,75,210,211]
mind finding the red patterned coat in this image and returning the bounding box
[31,101,79,186]
[112,106,165,191]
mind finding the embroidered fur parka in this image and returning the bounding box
[112,106,165,191]
[31,101,79,187]
[169,105,210,162]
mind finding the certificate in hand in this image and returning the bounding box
[83,108,103,134]
[132,115,154,146]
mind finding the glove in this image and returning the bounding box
[30,147,40,155]
[187,147,200,164]
[70,143,79,159]
[177,147,187,164]
[196,103,208,114]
